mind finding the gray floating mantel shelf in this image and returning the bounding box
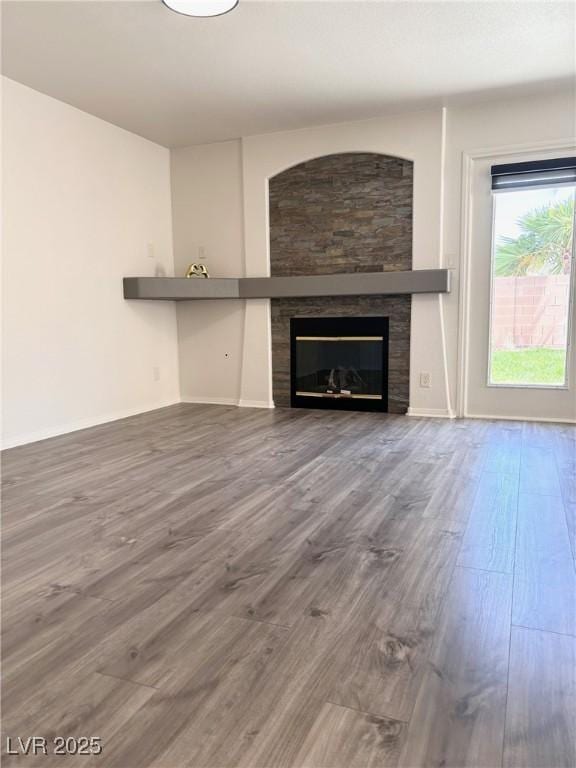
[123,270,450,301]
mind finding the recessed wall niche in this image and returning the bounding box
[269,152,413,413]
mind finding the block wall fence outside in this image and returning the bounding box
[492,275,570,349]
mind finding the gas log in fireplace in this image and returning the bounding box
[290,316,389,412]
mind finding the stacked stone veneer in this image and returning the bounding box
[268,152,413,413]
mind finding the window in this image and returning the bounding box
[489,158,576,387]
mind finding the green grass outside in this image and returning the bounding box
[491,347,566,385]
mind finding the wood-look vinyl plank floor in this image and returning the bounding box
[397,567,513,768]
[291,702,405,768]
[513,493,576,636]
[2,404,575,767]
[457,472,518,573]
[504,626,576,768]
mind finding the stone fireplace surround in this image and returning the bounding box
[269,152,413,414]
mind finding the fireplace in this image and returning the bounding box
[269,153,412,414]
[290,316,389,412]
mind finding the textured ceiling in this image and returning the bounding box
[2,0,574,147]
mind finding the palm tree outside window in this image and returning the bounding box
[489,158,576,387]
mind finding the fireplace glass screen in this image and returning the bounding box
[290,317,389,412]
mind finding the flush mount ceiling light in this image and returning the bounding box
[162,0,238,16]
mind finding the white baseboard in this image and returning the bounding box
[464,412,576,425]
[238,399,275,409]
[181,396,274,409]
[407,407,455,419]
[180,396,275,409]
[180,396,240,406]
[1,398,181,450]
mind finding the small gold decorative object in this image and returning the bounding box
[185,263,210,278]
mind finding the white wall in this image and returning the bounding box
[172,88,576,422]
[2,78,180,448]
[170,140,246,405]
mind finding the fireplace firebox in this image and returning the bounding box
[290,316,389,412]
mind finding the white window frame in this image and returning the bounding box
[486,183,576,390]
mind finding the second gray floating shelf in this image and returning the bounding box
[123,269,450,301]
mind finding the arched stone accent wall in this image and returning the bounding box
[268,152,413,413]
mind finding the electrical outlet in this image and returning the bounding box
[153,366,161,382]
[419,372,431,388]
[147,242,155,259]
